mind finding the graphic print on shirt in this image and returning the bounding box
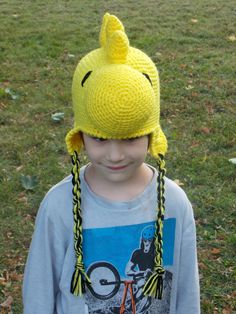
[83,219,175,313]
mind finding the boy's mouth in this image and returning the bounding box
[107,165,128,170]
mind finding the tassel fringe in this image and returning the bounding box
[143,266,165,299]
[70,262,91,296]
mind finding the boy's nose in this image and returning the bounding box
[106,140,125,163]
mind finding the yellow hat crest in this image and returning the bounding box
[66,12,167,158]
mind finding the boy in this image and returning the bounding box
[23,13,200,314]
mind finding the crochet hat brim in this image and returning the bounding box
[65,127,167,158]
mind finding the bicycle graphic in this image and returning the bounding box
[87,261,152,314]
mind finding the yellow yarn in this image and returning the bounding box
[65,12,167,158]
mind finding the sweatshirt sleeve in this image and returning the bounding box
[176,202,200,314]
[23,199,67,314]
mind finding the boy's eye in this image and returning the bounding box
[127,137,139,142]
[91,137,107,142]
[90,136,141,142]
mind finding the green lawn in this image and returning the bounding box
[0,0,235,313]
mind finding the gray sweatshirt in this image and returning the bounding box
[23,164,200,313]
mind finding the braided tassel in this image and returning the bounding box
[70,151,91,296]
[143,154,166,299]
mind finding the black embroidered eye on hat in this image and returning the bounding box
[65,12,167,299]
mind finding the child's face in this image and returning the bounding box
[82,133,149,184]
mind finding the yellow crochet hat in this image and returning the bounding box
[66,12,167,158]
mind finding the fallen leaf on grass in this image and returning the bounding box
[20,175,38,190]
[180,63,187,69]
[154,52,162,59]
[5,255,24,269]
[211,248,221,255]
[0,277,7,286]
[18,194,28,205]
[227,34,236,42]
[0,102,7,110]
[16,165,23,172]
[2,271,9,282]
[0,269,23,284]
[51,112,64,122]
[174,179,184,186]
[185,84,194,90]
[229,158,236,164]
[0,296,13,313]
[206,104,214,115]
[6,232,13,240]
[222,308,233,314]
[9,273,23,282]
[4,88,20,100]
[190,141,200,148]
[23,213,34,221]
[200,127,211,134]
[230,291,236,298]
[191,91,198,97]
[198,262,207,270]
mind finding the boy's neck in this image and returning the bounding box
[84,162,153,202]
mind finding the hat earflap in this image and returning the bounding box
[149,128,168,158]
[66,129,83,155]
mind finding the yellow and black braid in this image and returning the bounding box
[70,151,91,296]
[143,154,166,299]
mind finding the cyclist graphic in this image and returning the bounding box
[85,225,158,313]
[126,225,155,275]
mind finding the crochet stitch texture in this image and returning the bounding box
[65,12,167,157]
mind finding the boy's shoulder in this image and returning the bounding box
[38,165,87,220]
[43,175,72,205]
[38,175,73,224]
[165,176,188,200]
[146,164,193,219]
[164,176,194,220]
[147,164,188,200]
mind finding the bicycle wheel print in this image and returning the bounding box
[87,262,121,300]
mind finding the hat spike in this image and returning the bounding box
[99,13,124,47]
[107,30,129,64]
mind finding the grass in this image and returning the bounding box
[0,0,235,313]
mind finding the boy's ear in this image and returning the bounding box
[148,134,151,148]
[81,132,85,147]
